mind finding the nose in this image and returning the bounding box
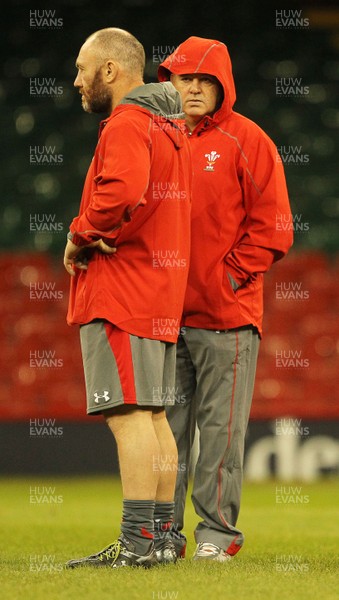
[188,78,201,93]
[74,71,81,88]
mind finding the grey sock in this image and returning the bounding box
[121,499,155,555]
[154,501,175,541]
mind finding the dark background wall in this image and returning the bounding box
[1,0,338,254]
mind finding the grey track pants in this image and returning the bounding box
[166,325,260,554]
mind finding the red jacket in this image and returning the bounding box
[159,37,293,335]
[67,83,191,342]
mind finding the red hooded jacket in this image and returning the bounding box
[67,83,191,343]
[159,37,293,335]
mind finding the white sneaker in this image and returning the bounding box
[193,542,231,562]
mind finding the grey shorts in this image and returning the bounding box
[79,320,176,415]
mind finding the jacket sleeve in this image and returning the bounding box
[224,130,293,286]
[70,115,151,247]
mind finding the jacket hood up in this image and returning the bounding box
[120,81,183,118]
[158,36,236,122]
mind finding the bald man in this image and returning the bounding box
[64,28,191,569]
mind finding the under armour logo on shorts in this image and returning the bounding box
[93,391,110,404]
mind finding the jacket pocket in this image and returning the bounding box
[222,265,239,301]
[226,271,241,292]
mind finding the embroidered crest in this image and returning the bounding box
[204,151,220,171]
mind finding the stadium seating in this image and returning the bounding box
[252,250,338,419]
[0,250,338,421]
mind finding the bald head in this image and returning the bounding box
[86,28,145,78]
[74,28,145,114]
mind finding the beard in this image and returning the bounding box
[81,68,112,114]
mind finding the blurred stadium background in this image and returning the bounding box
[0,0,338,479]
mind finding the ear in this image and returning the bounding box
[103,60,119,83]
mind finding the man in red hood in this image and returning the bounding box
[159,36,293,561]
[63,28,191,569]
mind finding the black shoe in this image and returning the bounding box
[155,532,187,561]
[66,535,158,569]
[154,538,178,564]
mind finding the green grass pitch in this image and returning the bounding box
[1,477,338,600]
